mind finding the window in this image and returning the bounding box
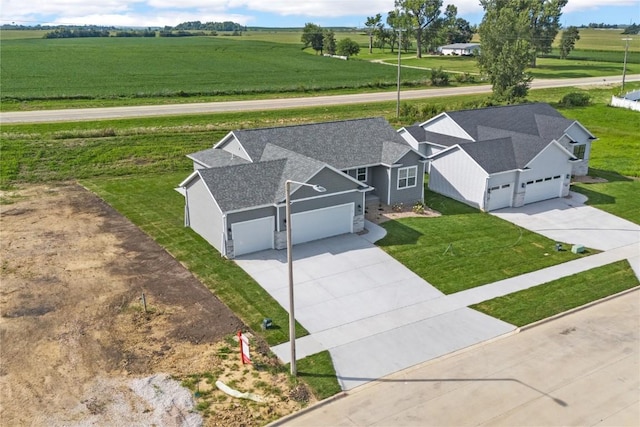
[356,167,367,182]
[573,144,586,159]
[397,166,417,189]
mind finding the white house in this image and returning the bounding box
[398,103,596,211]
[438,43,480,56]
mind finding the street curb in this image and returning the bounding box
[519,285,640,331]
[266,391,349,426]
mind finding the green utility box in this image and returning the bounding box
[571,244,585,254]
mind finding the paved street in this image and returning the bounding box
[2,75,639,124]
[274,289,640,427]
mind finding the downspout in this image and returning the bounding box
[184,187,190,227]
[484,176,490,211]
[222,214,228,258]
[387,168,392,205]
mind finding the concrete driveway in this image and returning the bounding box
[491,192,640,251]
[236,226,515,390]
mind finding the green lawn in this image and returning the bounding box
[378,189,590,294]
[471,260,639,326]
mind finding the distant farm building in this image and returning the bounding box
[438,43,480,56]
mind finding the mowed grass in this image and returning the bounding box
[471,260,639,326]
[0,36,431,101]
[83,173,308,346]
[377,190,590,294]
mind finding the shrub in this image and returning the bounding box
[559,92,591,107]
[430,67,450,86]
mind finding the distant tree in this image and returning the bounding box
[365,14,382,53]
[622,23,640,35]
[447,17,473,44]
[559,26,580,59]
[478,0,534,102]
[337,38,361,57]
[386,8,413,53]
[301,23,324,54]
[323,30,337,55]
[527,0,568,67]
[395,0,444,58]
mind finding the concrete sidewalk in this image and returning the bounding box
[242,205,639,391]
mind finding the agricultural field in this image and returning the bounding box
[0,35,431,104]
[3,27,638,112]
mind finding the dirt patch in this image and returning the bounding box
[0,184,313,426]
[365,201,440,224]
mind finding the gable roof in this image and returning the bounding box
[418,103,584,173]
[231,117,418,169]
[446,103,573,141]
[188,147,250,168]
[197,159,287,212]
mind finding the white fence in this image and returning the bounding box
[610,96,640,112]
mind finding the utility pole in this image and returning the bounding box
[396,29,404,118]
[621,38,632,93]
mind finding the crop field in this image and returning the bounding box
[0,36,432,101]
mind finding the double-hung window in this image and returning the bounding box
[397,166,417,189]
[573,144,586,159]
[356,167,367,182]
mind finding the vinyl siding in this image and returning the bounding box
[422,115,473,141]
[219,135,250,161]
[389,151,425,205]
[429,148,488,209]
[185,178,225,254]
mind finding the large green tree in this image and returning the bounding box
[337,38,361,57]
[528,0,568,67]
[324,30,337,55]
[365,14,382,53]
[395,0,443,58]
[301,23,324,54]
[478,0,534,102]
[559,26,580,59]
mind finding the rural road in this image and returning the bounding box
[2,75,639,124]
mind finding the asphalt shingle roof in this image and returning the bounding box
[424,103,577,173]
[233,117,414,169]
[447,103,572,141]
[197,160,286,212]
[188,147,249,168]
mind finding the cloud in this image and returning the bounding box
[48,12,255,27]
[563,0,640,13]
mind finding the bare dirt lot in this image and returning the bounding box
[0,184,311,426]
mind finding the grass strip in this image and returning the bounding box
[471,260,639,327]
[83,173,307,346]
[294,351,342,400]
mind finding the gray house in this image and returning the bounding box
[398,103,596,211]
[179,117,427,258]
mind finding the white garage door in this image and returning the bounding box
[486,183,513,211]
[232,216,274,256]
[291,203,353,245]
[524,175,563,205]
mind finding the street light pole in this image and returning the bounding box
[621,38,632,93]
[396,29,403,118]
[285,180,326,376]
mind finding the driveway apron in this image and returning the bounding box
[491,192,640,252]
[236,230,515,390]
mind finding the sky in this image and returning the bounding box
[1,0,639,28]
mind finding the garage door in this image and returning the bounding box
[486,183,513,211]
[232,216,274,256]
[524,175,563,205]
[291,203,353,245]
